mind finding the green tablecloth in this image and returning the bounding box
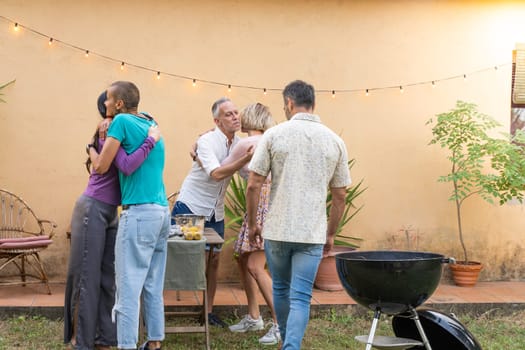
[164,237,206,290]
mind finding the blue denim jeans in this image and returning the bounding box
[113,204,170,349]
[264,239,323,350]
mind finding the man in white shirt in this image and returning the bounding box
[173,97,253,327]
[246,80,351,350]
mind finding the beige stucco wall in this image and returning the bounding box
[1,0,524,282]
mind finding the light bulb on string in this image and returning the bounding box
[2,17,511,96]
[192,79,196,87]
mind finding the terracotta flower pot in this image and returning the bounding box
[450,261,483,287]
[314,246,355,291]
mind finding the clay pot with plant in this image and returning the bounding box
[314,159,366,291]
[427,101,525,287]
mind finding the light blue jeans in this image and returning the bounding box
[264,239,323,350]
[113,204,170,349]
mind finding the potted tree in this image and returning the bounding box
[427,100,525,287]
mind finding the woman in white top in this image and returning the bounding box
[222,103,280,345]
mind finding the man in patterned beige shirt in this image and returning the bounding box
[246,80,351,350]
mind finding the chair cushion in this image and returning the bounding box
[0,236,50,244]
[0,239,53,249]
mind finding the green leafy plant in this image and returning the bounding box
[326,159,366,248]
[224,174,248,232]
[0,80,16,103]
[427,100,525,263]
[224,159,366,248]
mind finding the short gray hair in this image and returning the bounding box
[211,97,231,118]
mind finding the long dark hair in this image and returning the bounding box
[85,91,108,173]
[85,129,101,173]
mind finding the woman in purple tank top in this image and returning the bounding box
[64,91,161,350]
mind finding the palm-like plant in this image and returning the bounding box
[327,159,366,248]
[0,80,15,103]
[224,174,248,233]
[224,159,366,248]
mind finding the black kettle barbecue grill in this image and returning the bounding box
[335,251,482,350]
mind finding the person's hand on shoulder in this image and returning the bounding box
[190,142,198,161]
[148,124,161,142]
[189,128,214,164]
[98,118,112,140]
[244,145,255,161]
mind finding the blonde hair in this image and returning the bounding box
[240,103,275,131]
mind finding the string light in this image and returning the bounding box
[192,79,196,87]
[1,15,513,97]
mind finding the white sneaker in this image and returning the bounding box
[229,314,264,332]
[259,322,281,345]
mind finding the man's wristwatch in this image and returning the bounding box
[86,143,96,154]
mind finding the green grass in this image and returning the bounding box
[0,309,524,349]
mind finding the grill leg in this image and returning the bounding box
[365,308,381,350]
[409,308,432,350]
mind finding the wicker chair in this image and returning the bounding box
[0,189,57,294]
[167,190,179,212]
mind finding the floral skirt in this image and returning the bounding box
[233,182,270,257]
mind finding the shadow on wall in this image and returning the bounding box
[375,226,525,282]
